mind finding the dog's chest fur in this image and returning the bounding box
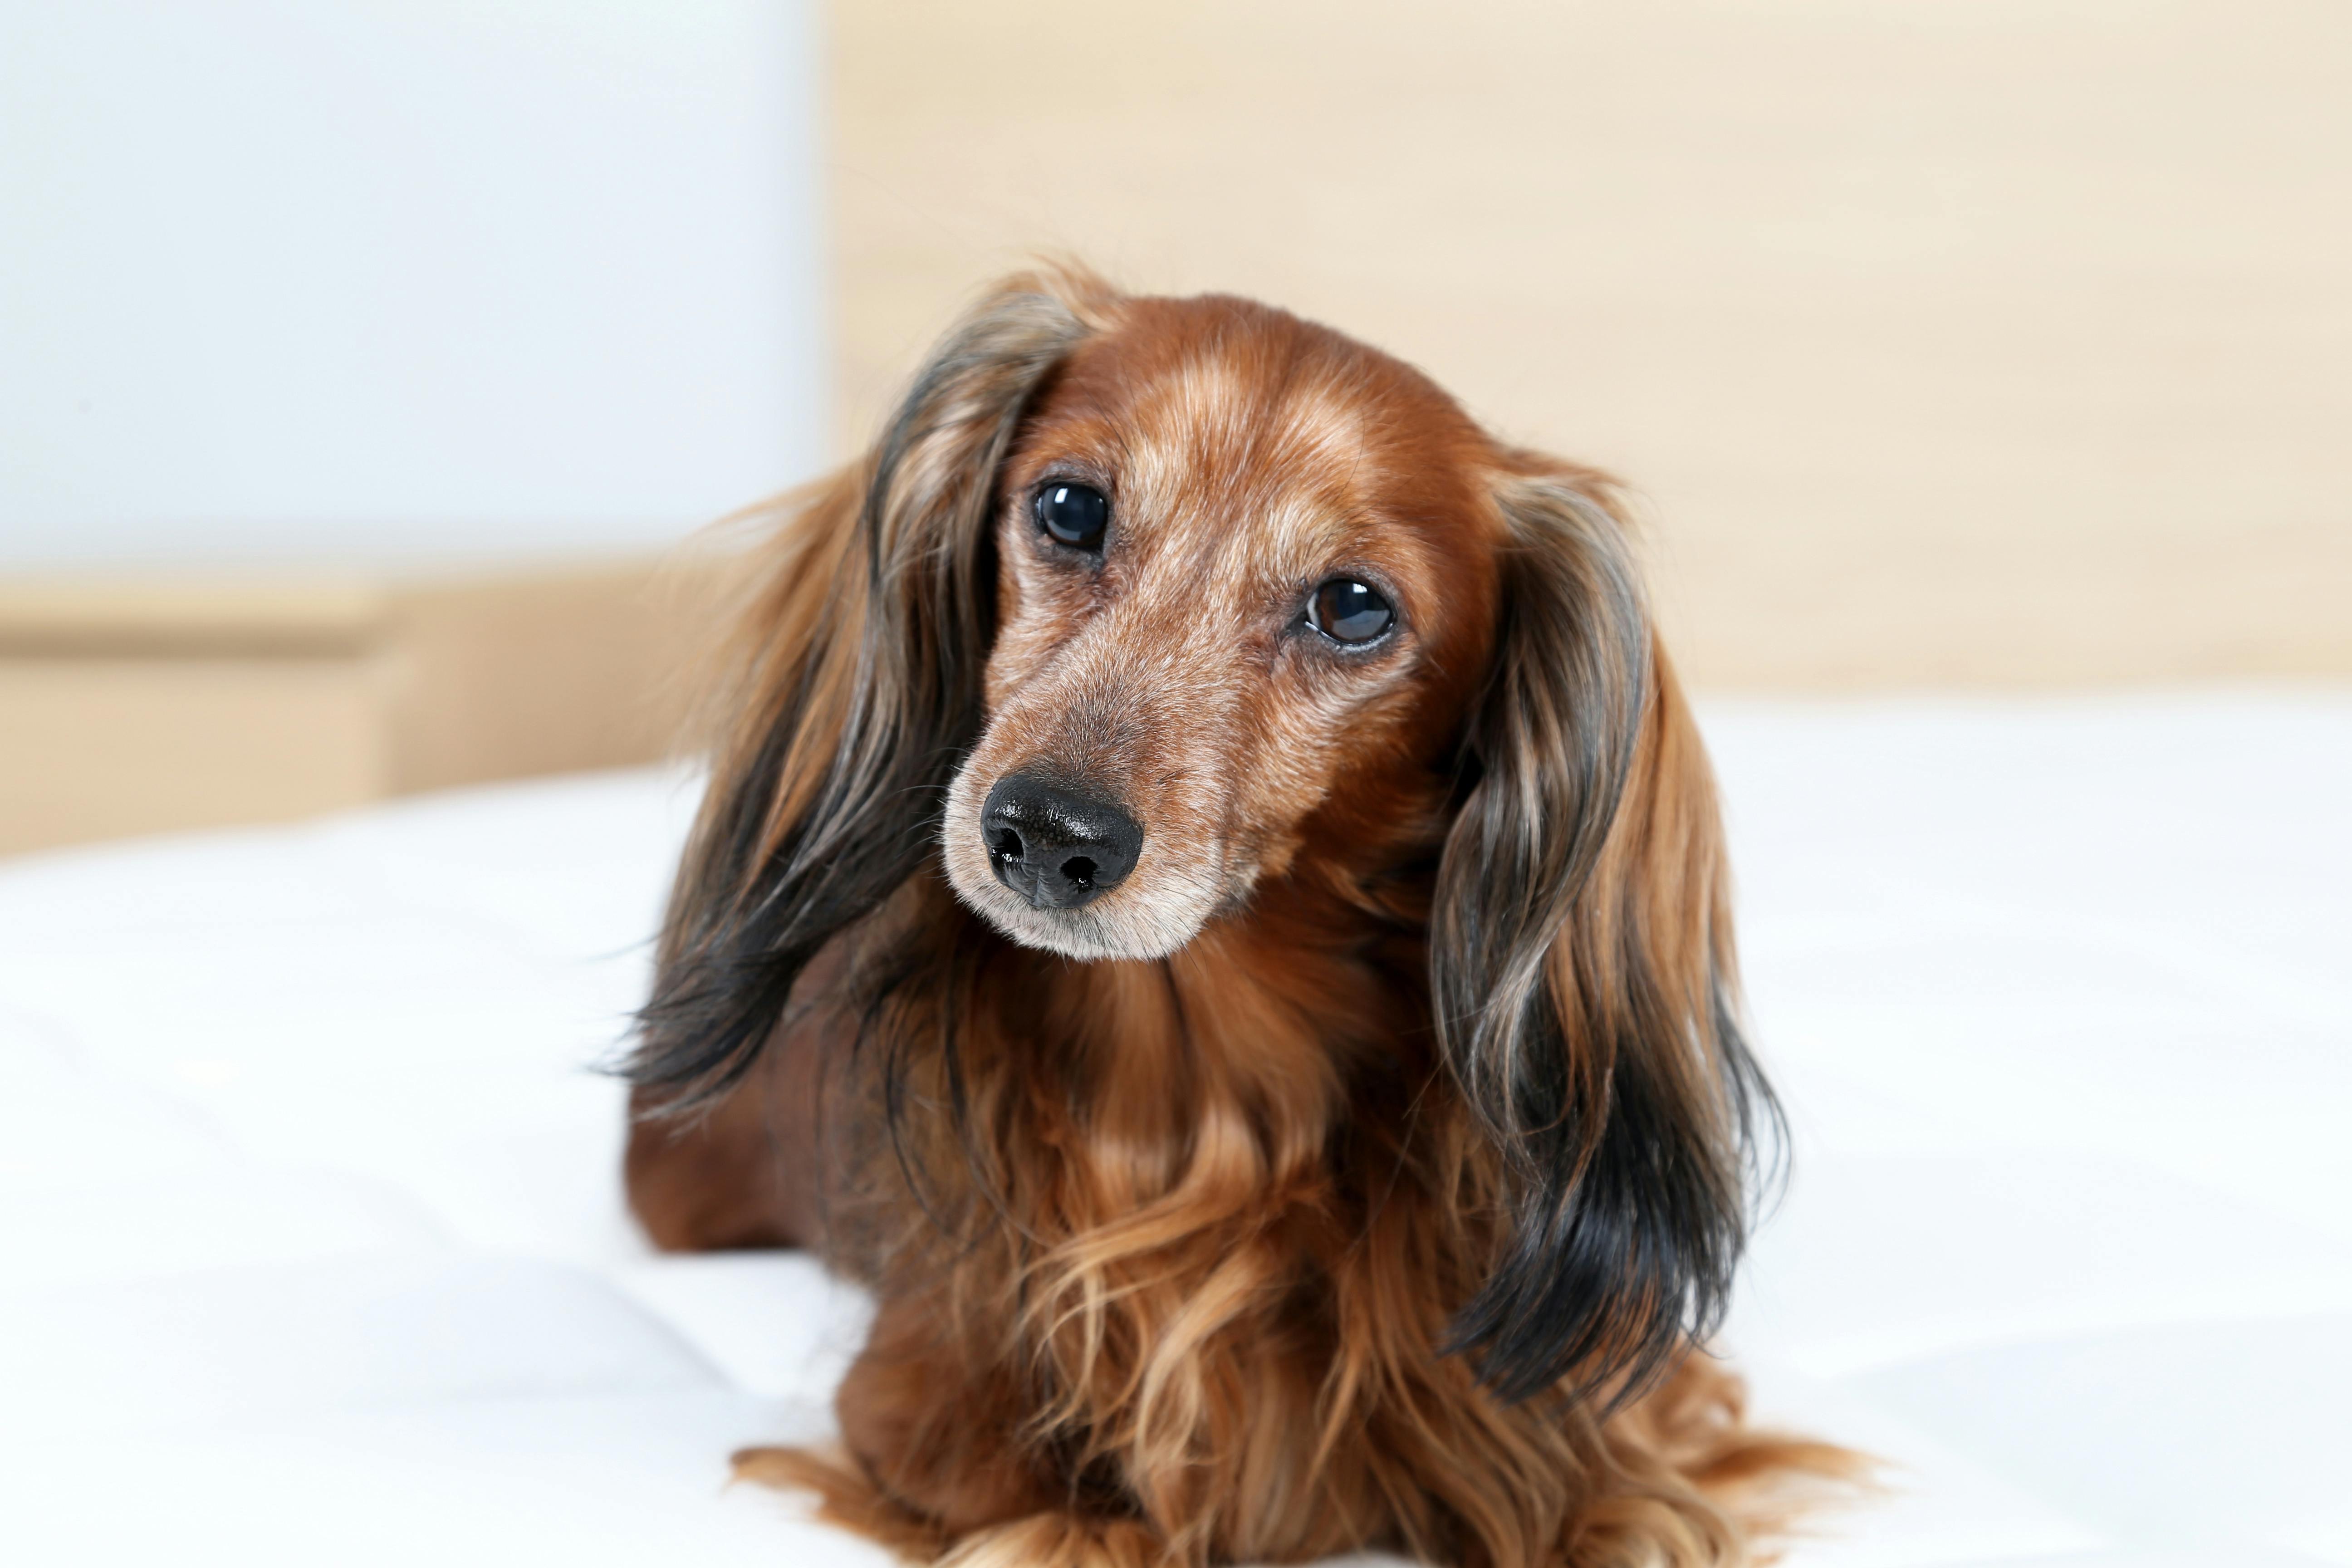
[830,892,1511,1559]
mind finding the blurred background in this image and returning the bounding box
[5,0,2348,854]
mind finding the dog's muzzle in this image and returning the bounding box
[980,774,1143,910]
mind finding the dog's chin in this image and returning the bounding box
[941,849,1222,963]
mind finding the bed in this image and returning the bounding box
[3,691,2345,1566]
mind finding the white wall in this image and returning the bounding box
[0,0,823,569]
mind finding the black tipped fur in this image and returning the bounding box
[627,287,1089,1109]
[1431,479,1783,1406]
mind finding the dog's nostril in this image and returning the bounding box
[989,827,1025,864]
[1060,855,1097,889]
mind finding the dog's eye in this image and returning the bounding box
[1308,579,1394,645]
[1034,483,1109,549]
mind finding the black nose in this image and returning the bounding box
[980,774,1143,911]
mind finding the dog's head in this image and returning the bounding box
[637,268,1776,1404]
[936,285,1504,960]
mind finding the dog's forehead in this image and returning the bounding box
[1019,297,1486,570]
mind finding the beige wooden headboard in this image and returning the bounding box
[827,0,2351,689]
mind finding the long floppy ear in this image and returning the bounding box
[628,273,1107,1107]
[1431,471,1781,1406]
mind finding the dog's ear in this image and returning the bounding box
[1431,471,1781,1406]
[629,272,1107,1107]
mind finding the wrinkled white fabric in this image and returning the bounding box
[2,689,2344,1567]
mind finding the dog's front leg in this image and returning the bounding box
[623,943,857,1252]
[833,1294,1070,1533]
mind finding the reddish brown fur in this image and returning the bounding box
[627,269,1862,1566]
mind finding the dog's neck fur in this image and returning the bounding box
[987,793,1453,1221]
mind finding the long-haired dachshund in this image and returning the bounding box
[624,267,1853,1567]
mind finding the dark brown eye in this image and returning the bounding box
[1308,579,1394,645]
[1034,483,1109,549]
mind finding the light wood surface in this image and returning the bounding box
[0,561,722,855]
[831,0,2352,687]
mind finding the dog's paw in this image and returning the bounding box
[937,1512,1162,1568]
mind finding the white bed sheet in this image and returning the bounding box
[2,690,2345,1567]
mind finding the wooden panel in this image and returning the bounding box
[0,559,729,856]
[0,580,386,657]
[0,657,385,856]
[384,562,720,795]
[830,0,2352,687]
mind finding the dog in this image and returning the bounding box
[623,267,1854,1567]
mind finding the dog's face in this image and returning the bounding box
[940,298,1501,960]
